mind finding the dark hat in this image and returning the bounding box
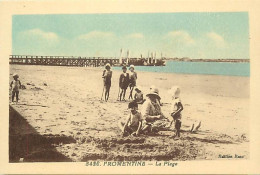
[128,101,138,109]
[122,65,127,69]
[135,86,141,92]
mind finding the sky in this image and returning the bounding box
[12,12,249,59]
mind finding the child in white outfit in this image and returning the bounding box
[169,86,183,137]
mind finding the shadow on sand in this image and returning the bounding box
[184,135,234,144]
[9,105,75,162]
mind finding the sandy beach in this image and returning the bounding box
[9,64,249,162]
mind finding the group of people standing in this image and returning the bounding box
[102,63,139,102]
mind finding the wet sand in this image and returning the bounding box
[9,64,249,162]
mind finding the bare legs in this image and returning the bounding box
[119,88,127,101]
[11,91,19,102]
[128,86,134,100]
[175,120,181,137]
[104,86,110,102]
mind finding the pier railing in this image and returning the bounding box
[9,55,120,67]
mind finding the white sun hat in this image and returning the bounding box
[13,73,19,78]
[168,86,181,98]
[105,63,111,69]
[129,64,135,69]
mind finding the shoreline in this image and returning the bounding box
[164,58,250,63]
[10,64,250,78]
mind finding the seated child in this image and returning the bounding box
[169,86,183,138]
[118,101,142,137]
[134,87,145,104]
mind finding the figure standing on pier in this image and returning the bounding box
[119,65,129,101]
[10,73,21,104]
[128,65,137,100]
[102,63,112,102]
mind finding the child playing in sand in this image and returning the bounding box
[128,65,137,100]
[119,65,129,101]
[134,87,145,104]
[169,86,183,138]
[118,101,142,137]
[10,73,22,104]
[102,63,112,101]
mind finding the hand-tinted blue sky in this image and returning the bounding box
[12,12,249,59]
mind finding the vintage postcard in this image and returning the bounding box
[0,0,260,174]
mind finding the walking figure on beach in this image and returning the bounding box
[10,73,21,104]
[168,86,183,138]
[102,63,112,101]
[118,101,143,137]
[128,65,137,100]
[119,65,129,101]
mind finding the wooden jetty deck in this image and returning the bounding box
[9,55,165,67]
[9,55,121,67]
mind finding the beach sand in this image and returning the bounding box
[9,64,249,162]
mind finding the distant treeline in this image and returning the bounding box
[164,57,250,63]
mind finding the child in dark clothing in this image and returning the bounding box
[102,63,112,101]
[119,65,129,101]
[10,73,21,104]
[128,64,137,100]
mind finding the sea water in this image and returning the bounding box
[114,61,250,77]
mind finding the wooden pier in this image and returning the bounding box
[9,55,165,67]
[9,55,120,67]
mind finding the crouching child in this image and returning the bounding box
[134,87,146,104]
[169,86,183,138]
[118,101,142,137]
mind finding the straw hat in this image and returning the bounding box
[13,73,19,78]
[129,64,135,69]
[168,86,180,98]
[146,86,161,100]
[105,63,111,69]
